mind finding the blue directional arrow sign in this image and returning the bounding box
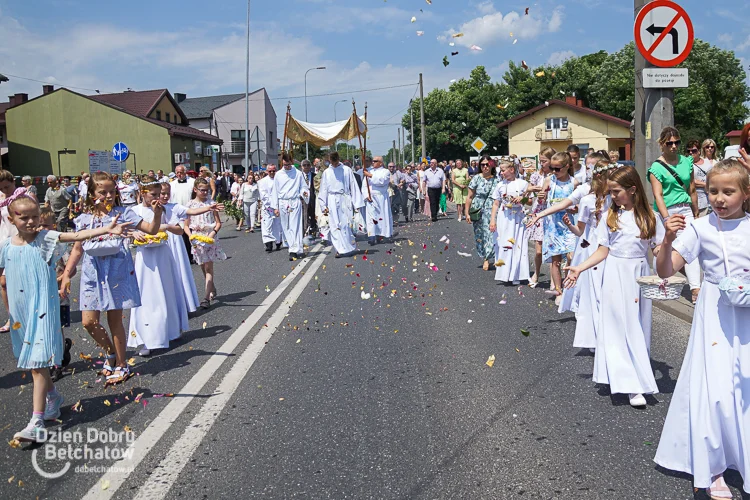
[112,142,130,162]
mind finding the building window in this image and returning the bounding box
[545,117,568,131]
[268,131,273,146]
[231,130,246,154]
[174,115,178,124]
[166,112,171,123]
[156,110,162,120]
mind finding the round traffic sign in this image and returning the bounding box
[112,142,130,162]
[634,0,694,68]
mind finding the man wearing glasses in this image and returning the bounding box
[272,153,310,260]
[422,159,446,222]
[387,162,404,223]
[258,164,283,252]
[402,164,419,222]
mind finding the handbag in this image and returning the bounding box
[469,179,496,222]
[82,234,122,257]
[716,214,750,307]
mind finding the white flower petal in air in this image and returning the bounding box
[470,45,483,51]
[417,30,424,36]
[411,16,416,23]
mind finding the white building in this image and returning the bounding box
[176,89,278,173]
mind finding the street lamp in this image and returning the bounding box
[304,66,326,160]
[333,99,347,158]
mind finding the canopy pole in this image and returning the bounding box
[281,102,291,168]
[353,100,371,200]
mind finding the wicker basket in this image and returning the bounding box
[636,275,688,301]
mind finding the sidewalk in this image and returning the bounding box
[654,288,695,324]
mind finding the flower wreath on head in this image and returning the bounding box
[593,163,618,175]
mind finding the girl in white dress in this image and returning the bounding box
[489,160,530,284]
[564,166,664,408]
[128,178,186,356]
[560,160,615,350]
[654,159,750,500]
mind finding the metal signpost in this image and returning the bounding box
[633,0,694,194]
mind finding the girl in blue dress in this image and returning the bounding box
[540,152,579,304]
[61,172,164,386]
[3,195,132,443]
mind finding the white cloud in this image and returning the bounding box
[476,1,496,15]
[546,50,576,66]
[738,35,750,52]
[717,33,733,46]
[441,6,564,49]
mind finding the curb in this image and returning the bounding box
[653,296,694,324]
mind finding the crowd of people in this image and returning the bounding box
[2,121,750,499]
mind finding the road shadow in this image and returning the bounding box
[652,358,677,394]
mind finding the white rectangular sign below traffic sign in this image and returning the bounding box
[642,68,688,88]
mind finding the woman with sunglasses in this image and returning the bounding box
[464,156,498,271]
[692,139,719,218]
[648,126,701,303]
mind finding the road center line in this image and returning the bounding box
[131,245,330,500]
[81,245,326,500]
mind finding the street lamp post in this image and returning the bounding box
[304,66,326,160]
[333,99,347,158]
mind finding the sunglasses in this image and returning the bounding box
[480,163,489,167]
[705,145,715,149]
[551,167,564,172]
[665,140,681,147]
[687,148,699,154]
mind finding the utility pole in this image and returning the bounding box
[402,126,406,165]
[410,99,415,164]
[419,73,426,162]
[634,0,673,203]
[244,0,250,177]
[397,128,401,166]
[393,140,397,165]
[256,125,261,172]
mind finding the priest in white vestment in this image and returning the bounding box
[317,152,364,256]
[170,165,197,262]
[272,154,310,260]
[361,156,393,244]
[258,165,283,252]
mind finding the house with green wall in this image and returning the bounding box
[5,87,222,178]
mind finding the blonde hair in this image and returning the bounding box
[608,150,620,162]
[706,159,750,213]
[550,151,572,173]
[539,147,556,160]
[658,126,681,145]
[591,160,616,218]
[606,166,656,240]
[701,139,718,161]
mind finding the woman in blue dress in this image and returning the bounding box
[464,156,498,271]
[540,152,578,303]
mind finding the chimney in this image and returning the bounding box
[565,96,577,106]
[14,93,28,105]
[576,98,584,108]
[174,93,186,103]
[42,85,54,95]
[8,95,15,107]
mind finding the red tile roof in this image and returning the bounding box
[0,102,9,125]
[90,89,166,117]
[497,99,631,129]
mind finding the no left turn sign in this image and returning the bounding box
[634,0,694,67]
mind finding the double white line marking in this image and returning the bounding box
[83,245,330,499]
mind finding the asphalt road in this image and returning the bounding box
[0,205,736,499]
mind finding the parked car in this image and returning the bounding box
[617,160,636,168]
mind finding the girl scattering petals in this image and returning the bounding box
[489,159,530,284]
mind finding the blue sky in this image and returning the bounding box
[0,0,747,155]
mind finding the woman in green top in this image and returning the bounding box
[451,159,470,221]
[647,126,701,303]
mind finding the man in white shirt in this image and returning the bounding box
[170,165,196,262]
[422,159,446,222]
[258,165,283,252]
[272,154,310,260]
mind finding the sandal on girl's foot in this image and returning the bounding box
[707,475,732,500]
[209,287,217,300]
[544,288,562,296]
[482,260,489,271]
[105,366,132,386]
[200,299,211,310]
[0,321,9,333]
[529,274,539,288]
[99,355,117,377]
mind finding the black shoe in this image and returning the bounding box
[50,366,64,382]
[265,242,273,252]
[289,253,295,261]
[276,243,282,251]
[431,218,438,222]
[62,338,72,367]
